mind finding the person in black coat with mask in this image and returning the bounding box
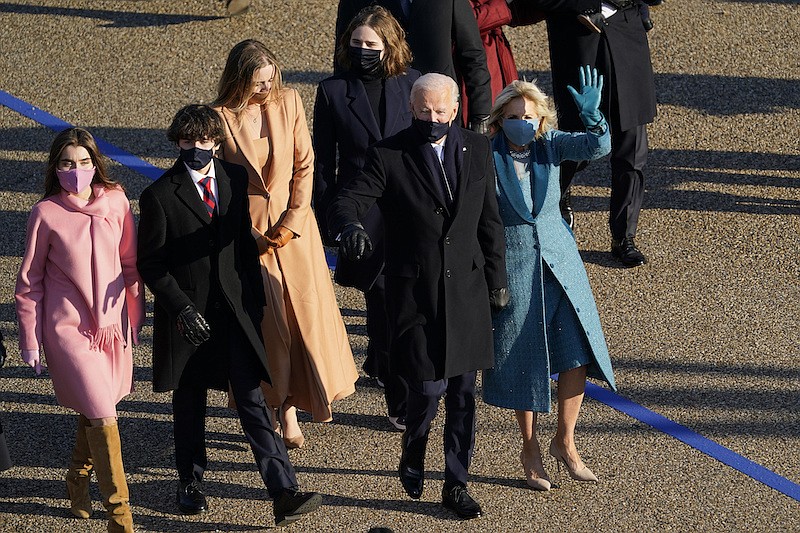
[328,73,509,520]
[314,5,420,431]
[137,104,321,527]
[335,0,493,133]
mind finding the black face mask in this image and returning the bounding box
[413,118,451,143]
[180,146,214,170]
[349,47,383,76]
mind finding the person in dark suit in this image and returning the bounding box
[137,105,321,527]
[328,73,509,519]
[314,5,420,431]
[528,0,657,267]
[335,0,493,133]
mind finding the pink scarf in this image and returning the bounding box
[58,185,126,352]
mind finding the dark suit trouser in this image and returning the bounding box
[364,275,407,418]
[404,371,477,488]
[173,310,298,499]
[559,123,648,240]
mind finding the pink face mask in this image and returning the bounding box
[56,167,95,194]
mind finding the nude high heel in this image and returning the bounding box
[279,405,305,449]
[520,451,551,491]
[548,440,598,483]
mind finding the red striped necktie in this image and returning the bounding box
[199,177,216,218]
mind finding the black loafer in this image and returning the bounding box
[611,237,648,267]
[176,480,207,515]
[442,484,482,520]
[273,489,322,527]
[398,459,424,500]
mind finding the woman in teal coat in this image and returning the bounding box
[483,67,616,491]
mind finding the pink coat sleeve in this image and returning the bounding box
[15,206,49,351]
[119,198,145,330]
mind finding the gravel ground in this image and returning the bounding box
[1,1,798,531]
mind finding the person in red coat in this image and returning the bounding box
[461,0,545,124]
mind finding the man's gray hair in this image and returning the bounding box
[410,73,459,107]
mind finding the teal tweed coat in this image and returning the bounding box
[482,124,617,412]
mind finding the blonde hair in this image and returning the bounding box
[213,39,284,116]
[336,5,412,78]
[488,80,557,140]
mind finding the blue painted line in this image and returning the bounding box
[584,381,800,502]
[0,89,163,180]
[4,89,798,502]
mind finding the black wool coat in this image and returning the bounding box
[528,0,657,131]
[328,126,507,381]
[313,69,420,291]
[137,159,267,392]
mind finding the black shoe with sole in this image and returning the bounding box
[442,484,482,520]
[273,489,322,527]
[611,237,648,267]
[176,480,207,515]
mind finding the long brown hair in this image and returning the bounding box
[44,128,118,199]
[213,39,284,116]
[336,5,412,78]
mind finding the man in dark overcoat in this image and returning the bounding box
[328,74,508,519]
[335,0,493,132]
[528,0,657,266]
[137,105,320,527]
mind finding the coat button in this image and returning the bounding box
[445,269,451,278]
[444,236,451,245]
[214,301,221,310]
[208,240,215,248]
[263,192,270,198]
[435,207,444,215]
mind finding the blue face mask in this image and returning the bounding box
[503,118,540,147]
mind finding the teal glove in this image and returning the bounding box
[567,65,604,127]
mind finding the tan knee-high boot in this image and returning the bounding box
[66,415,93,518]
[85,423,134,533]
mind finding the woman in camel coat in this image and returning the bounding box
[213,39,357,448]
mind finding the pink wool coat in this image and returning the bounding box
[15,185,144,419]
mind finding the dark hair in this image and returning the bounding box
[44,128,118,199]
[336,5,412,78]
[212,39,284,113]
[166,104,226,144]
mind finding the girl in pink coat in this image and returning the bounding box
[15,128,144,533]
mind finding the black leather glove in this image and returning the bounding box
[340,224,373,261]
[468,115,490,135]
[489,287,510,312]
[0,330,6,368]
[176,305,211,347]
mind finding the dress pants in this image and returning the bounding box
[172,307,298,499]
[404,371,477,488]
[364,275,407,419]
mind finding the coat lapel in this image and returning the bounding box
[214,159,231,219]
[220,107,265,189]
[171,163,213,225]
[382,76,403,138]
[492,134,535,224]
[346,76,382,142]
[404,135,450,214]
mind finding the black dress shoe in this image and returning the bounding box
[442,484,482,520]
[611,237,648,267]
[398,458,424,499]
[176,480,207,515]
[273,489,322,527]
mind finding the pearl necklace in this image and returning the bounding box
[509,148,530,160]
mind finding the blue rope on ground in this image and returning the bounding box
[583,381,800,502]
[4,87,797,503]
